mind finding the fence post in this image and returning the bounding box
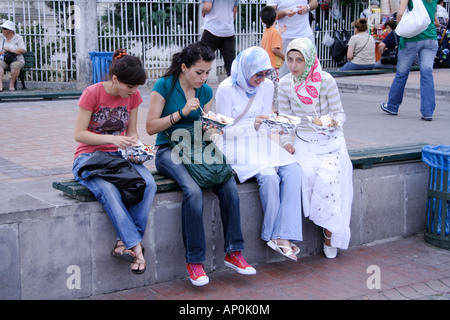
[74,0,98,89]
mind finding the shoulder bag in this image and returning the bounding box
[395,0,431,38]
[380,34,398,65]
[166,123,233,189]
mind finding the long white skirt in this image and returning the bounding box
[292,131,353,249]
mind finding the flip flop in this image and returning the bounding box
[131,246,146,275]
[111,241,135,263]
[267,239,298,261]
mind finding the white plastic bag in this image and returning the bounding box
[395,0,431,38]
[323,32,335,47]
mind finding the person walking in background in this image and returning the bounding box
[200,0,239,77]
[338,18,376,71]
[381,0,439,121]
[267,0,318,78]
[0,20,26,92]
[73,48,157,275]
[215,47,303,261]
[278,38,353,259]
[146,42,256,287]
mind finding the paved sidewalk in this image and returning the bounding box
[84,235,450,301]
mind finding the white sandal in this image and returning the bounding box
[267,239,298,261]
[323,230,338,259]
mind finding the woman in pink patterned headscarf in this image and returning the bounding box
[278,38,353,259]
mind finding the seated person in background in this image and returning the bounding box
[0,20,26,91]
[338,18,375,71]
[374,20,399,69]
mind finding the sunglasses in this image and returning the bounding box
[254,70,270,79]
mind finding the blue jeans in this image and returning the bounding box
[73,152,157,249]
[386,39,439,117]
[255,163,303,242]
[338,61,375,71]
[155,146,244,263]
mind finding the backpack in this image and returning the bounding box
[436,30,450,68]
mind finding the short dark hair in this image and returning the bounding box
[260,6,277,29]
[109,48,146,85]
[384,20,397,30]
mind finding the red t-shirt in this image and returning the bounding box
[74,82,143,159]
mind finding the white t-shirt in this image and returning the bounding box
[202,0,239,37]
[266,0,313,39]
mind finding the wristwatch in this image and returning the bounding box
[307,4,311,12]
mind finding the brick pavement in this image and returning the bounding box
[83,235,450,301]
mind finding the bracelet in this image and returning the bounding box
[307,4,310,12]
[178,109,186,119]
[169,113,175,125]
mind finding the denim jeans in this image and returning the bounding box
[338,61,375,71]
[155,146,244,263]
[73,152,157,249]
[254,163,303,242]
[387,39,439,117]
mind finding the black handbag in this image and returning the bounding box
[330,30,351,66]
[4,52,17,64]
[380,34,398,65]
[77,151,146,206]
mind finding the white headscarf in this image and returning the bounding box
[231,46,272,97]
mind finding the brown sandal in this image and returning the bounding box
[131,246,146,275]
[111,240,135,263]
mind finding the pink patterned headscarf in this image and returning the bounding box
[287,38,323,112]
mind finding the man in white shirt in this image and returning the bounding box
[201,0,239,77]
[267,0,318,77]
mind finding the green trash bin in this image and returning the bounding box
[89,51,113,83]
[422,145,450,249]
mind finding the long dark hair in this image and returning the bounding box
[109,48,146,85]
[162,41,215,96]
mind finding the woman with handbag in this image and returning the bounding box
[338,18,376,71]
[0,20,26,92]
[215,47,303,261]
[146,42,256,287]
[380,0,439,121]
[278,38,353,259]
[73,48,157,275]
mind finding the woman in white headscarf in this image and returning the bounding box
[278,38,353,259]
[216,46,303,261]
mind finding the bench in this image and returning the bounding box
[53,142,427,202]
[17,51,35,89]
[0,89,84,101]
[328,65,420,77]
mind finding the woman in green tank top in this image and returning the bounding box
[380,0,439,121]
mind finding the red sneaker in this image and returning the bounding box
[186,263,209,286]
[224,251,256,275]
